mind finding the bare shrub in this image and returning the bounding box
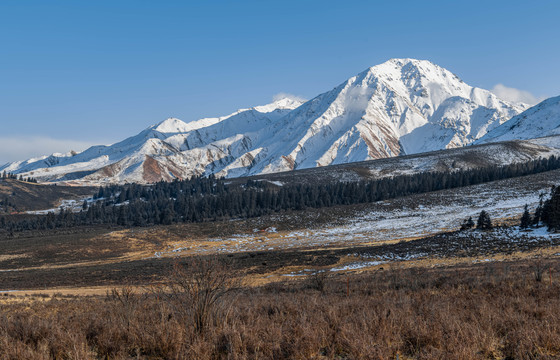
[164,256,242,334]
[533,259,549,282]
[308,270,329,293]
[107,285,139,332]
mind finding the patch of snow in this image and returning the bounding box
[330,261,386,272]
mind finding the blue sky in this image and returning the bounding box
[1,0,559,164]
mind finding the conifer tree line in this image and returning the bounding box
[2,155,560,233]
[1,171,38,183]
[513,187,560,231]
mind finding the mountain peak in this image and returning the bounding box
[386,57,431,65]
[254,96,305,113]
[366,58,451,79]
[151,118,190,133]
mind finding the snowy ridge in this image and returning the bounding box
[476,96,560,144]
[0,59,531,184]
[0,97,304,184]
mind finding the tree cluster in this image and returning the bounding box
[0,196,17,214]
[476,210,492,230]
[460,211,492,231]
[2,155,560,234]
[1,171,38,183]
[542,186,560,231]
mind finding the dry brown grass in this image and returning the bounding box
[2,259,560,359]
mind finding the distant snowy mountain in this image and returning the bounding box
[0,59,529,184]
[0,97,304,184]
[476,96,560,144]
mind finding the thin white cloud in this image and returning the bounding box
[272,92,307,103]
[491,84,545,106]
[0,136,101,166]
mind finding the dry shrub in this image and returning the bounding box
[307,269,329,293]
[161,256,243,334]
[532,258,550,282]
[2,259,560,358]
[107,286,139,332]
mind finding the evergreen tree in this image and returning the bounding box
[533,195,545,226]
[460,216,475,230]
[477,210,492,230]
[542,186,560,231]
[520,204,531,229]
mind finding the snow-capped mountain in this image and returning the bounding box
[1,59,529,184]
[476,96,560,144]
[238,58,526,175]
[0,97,304,184]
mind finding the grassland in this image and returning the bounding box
[1,167,560,358]
[2,258,560,359]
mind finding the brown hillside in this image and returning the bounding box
[0,178,95,213]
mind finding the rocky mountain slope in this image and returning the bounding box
[1,59,529,184]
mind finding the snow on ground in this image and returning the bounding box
[26,197,95,215]
[291,226,560,275]
[153,175,557,260]
[257,180,283,187]
[330,261,387,272]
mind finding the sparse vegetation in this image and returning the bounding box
[532,258,549,282]
[2,260,560,359]
[1,171,37,183]
[157,257,243,334]
[0,177,94,215]
[308,269,330,293]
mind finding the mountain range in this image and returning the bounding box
[2,58,558,185]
